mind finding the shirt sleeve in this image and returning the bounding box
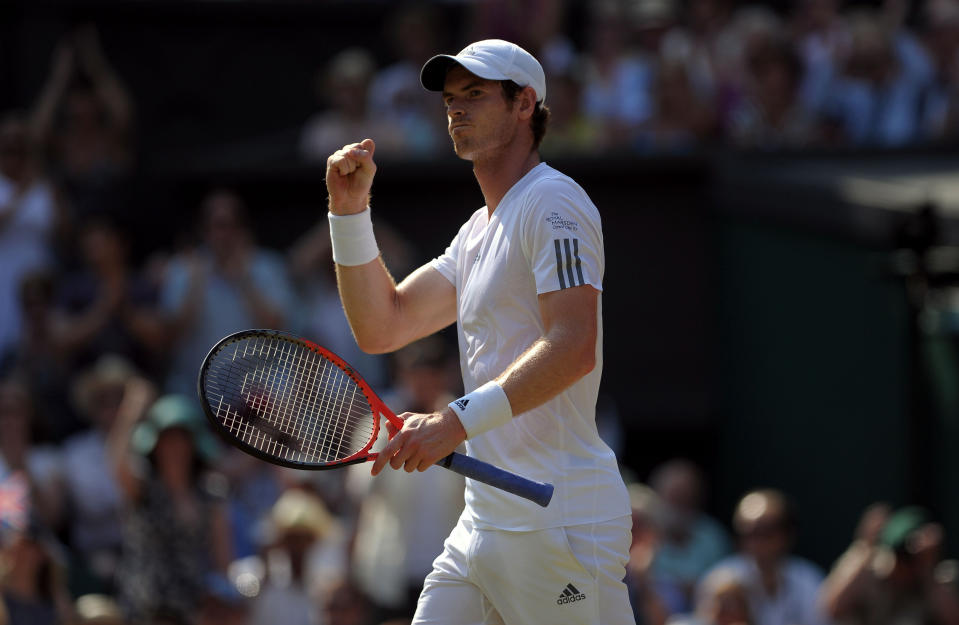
[522,177,605,295]
[429,225,463,286]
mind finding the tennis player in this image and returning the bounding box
[325,39,634,625]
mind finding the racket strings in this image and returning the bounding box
[203,336,376,463]
[206,341,372,462]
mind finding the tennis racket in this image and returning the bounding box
[197,329,553,507]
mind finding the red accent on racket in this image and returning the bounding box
[197,329,553,507]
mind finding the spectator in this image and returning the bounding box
[0,377,63,531]
[30,24,134,224]
[0,271,80,443]
[819,503,959,625]
[107,385,232,624]
[367,3,447,156]
[299,47,407,162]
[215,446,284,560]
[160,189,297,396]
[246,488,343,625]
[347,337,465,621]
[660,0,734,108]
[58,355,137,595]
[823,8,934,147]
[711,5,786,125]
[725,40,818,149]
[788,0,852,115]
[918,0,959,141]
[0,112,61,360]
[668,566,754,625]
[634,60,713,153]
[54,217,165,377]
[579,3,657,148]
[701,488,829,625]
[649,459,733,613]
[0,519,72,625]
[624,482,673,625]
[539,62,604,156]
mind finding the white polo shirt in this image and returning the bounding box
[430,162,630,530]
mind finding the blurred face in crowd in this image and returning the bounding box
[202,191,250,259]
[153,427,197,486]
[845,15,894,83]
[652,460,703,538]
[0,117,30,183]
[735,491,792,567]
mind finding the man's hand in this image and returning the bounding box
[371,407,467,475]
[326,138,377,215]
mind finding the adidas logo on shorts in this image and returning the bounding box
[556,582,587,605]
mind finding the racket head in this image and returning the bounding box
[197,329,388,470]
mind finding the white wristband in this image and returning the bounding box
[448,380,513,439]
[328,209,380,266]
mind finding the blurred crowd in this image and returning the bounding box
[296,0,959,161]
[3,0,959,624]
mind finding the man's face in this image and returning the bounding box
[739,514,789,564]
[442,65,518,161]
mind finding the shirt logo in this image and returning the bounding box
[546,212,579,232]
[557,582,587,605]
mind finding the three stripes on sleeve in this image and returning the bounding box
[553,238,585,289]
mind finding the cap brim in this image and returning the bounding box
[420,55,459,92]
[420,54,510,92]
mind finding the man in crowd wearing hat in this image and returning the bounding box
[326,39,632,624]
[820,503,959,625]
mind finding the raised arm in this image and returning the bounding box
[326,138,456,353]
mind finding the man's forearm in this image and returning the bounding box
[496,332,596,417]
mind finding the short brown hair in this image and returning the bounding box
[501,80,550,151]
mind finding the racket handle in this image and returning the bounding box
[438,452,554,508]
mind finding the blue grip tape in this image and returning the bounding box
[438,452,554,507]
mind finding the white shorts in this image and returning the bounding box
[412,512,635,625]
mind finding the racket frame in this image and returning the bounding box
[198,328,391,470]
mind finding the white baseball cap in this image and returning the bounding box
[420,39,546,103]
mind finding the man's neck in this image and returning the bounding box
[473,148,541,216]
